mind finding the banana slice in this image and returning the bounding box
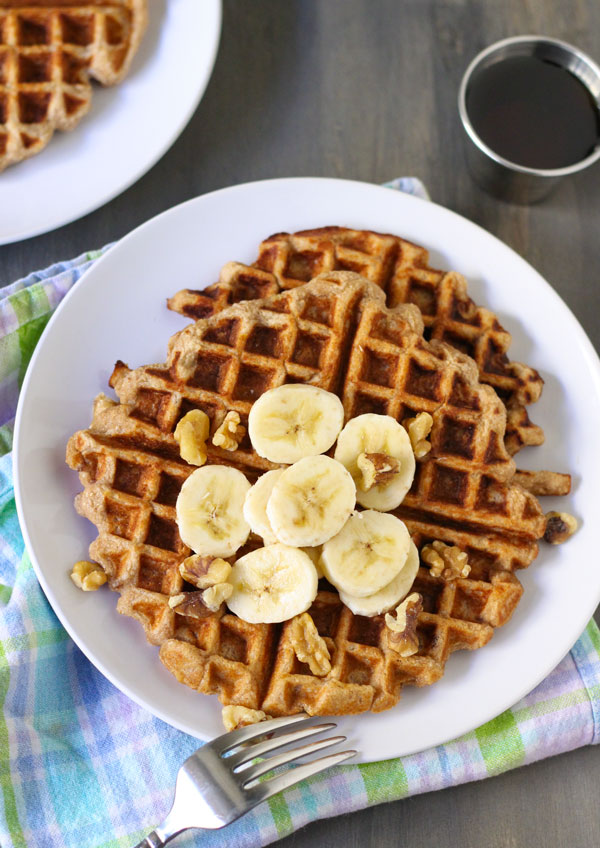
[227,544,319,623]
[243,469,285,544]
[321,509,411,598]
[248,384,344,464]
[334,413,416,511]
[338,541,419,616]
[301,545,324,579]
[176,465,251,557]
[266,455,356,547]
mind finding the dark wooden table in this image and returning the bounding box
[3,2,599,846]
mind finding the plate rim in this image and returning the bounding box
[13,176,600,760]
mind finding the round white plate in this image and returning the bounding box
[0,0,221,245]
[14,177,600,762]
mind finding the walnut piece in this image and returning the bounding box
[169,582,233,616]
[203,583,233,611]
[70,560,107,591]
[168,591,215,619]
[403,412,433,459]
[385,592,422,657]
[290,612,331,676]
[222,706,272,732]
[212,411,245,451]
[544,511,578,545]
[179,554,232,588]
[421,540,470,581]
[174,409,210,466]
[356,452,400,492]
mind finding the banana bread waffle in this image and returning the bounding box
[167,227,545,456]
[0,0,147,170]
[117,585,494,715]
[67,276,369,592]
[67,271,546,717]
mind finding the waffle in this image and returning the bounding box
[67,271,546,717]
[0,0,147,170]
[168,227,545,455]
[67,275,369,593]
[117,585,494,715]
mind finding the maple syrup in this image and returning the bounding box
[466,55,600,169]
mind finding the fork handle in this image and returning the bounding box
[132,830,167,848]
[132,807,187,847]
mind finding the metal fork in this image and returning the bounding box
[133,714,356,847]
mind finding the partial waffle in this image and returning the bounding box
[67,275,370,593]
[118,586,493,715]
[0,0,147,170]
[168,227,544,455]
[67,272,546,717]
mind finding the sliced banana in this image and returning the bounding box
[248,384,344,464]
[227,544,319,623]
[176,465,251,557]
[321,509,411,598]
[334,413,416,511]
[338,541,419,616]
[301,545,324,579]
[243,469,285,544]
[266,455,356,547]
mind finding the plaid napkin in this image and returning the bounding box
[1,180,599,848]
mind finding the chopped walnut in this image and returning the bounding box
[385,593,422,657]
[290,612,331,676]
[174,409,210,466]
[544,511,578,545]
[179,554,232,588]
[403,412,433,459]
[222,706,272,732]
[356,452,400,492]
[212,411,245,451]
[203,583,233,611]
[70,560,107,591]
[168,591,215,619]
[421,540,470,581]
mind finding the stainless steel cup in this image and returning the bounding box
[458,35,600,203]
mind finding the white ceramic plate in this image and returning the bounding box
[0,0,221,245]
[14,177,600,762]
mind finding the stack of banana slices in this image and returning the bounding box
[175,384,420,625]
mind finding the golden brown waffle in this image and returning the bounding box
[67,271,546,717]
[168,227,545,455]
[117,586,495,715]
[342,288,543,540]
[0,0,147,170]
[67,275,371,591]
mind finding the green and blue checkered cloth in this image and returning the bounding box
[1,181,599,848]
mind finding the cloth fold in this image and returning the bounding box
[1,179,598,848]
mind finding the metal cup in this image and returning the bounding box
[458,35,600,203]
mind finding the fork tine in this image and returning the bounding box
[229,722,336,769]
[245,749,357,806]
[239,735,346,785]
[212,714,311,755]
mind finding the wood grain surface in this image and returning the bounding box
[2,2,599,846]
